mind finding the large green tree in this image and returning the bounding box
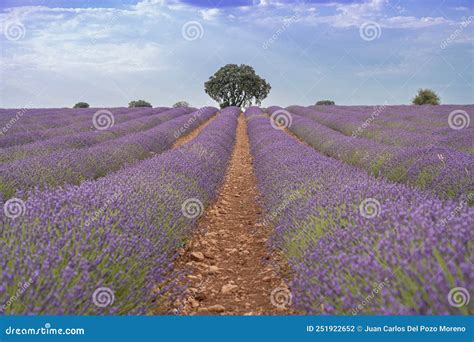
[204,64,271,108]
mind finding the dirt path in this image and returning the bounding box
[172,113,218,148]
[173,115,295,315]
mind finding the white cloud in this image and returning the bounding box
[200,8,220,21]
[0,0,466,107]
[381,16,450,28]
[452,6,469,12]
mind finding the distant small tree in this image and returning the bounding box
[129,100,152,108]
[412,89,440,105]
[316,100,335,105]
[173,101,189,108]
[73,102,89,108]
[205,64,271,108]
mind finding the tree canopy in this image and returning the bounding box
[204,64,271,108]
[173,101,189,108]
[316,100,335,105]
[129,100,152,108]
[73,102,89,108]
[412,89,440,105]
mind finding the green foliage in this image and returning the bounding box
[204,64,271,108]
[172,101,189,108]
[73,102,89,108]
[128,100,152,108]
[412,89,440,105]
[316,100,335,105]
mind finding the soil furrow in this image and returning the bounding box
[173,114,295,315]
[172,113,218,148]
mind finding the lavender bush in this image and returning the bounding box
[0,107,217,199]
[0,107,173,148]
[0,107,194,163]
[0,106,241,315]
[267,107,473,199]
[246,107,473,315]
[289,105,473,153]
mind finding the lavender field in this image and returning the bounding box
[0,105,472,315]
[2,1,473,341]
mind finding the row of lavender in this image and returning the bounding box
[304,104,471,133]
[290,105,473,153]
[0,107,240,314]
[0,107,174,148]
[245,107,473,314]
[267,107,473,200]
[0,107,217,199]
[0,107,194,163]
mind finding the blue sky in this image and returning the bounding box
[0,0,473,108]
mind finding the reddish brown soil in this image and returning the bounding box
[172,115,295,315]
[172,113,217,148]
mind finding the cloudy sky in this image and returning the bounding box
[0,0,473,108]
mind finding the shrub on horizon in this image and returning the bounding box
[173,101,189,108]
[316,100,335,105]
[73,102,89,108]
[412,89,440,105]
[129,100,152,108]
